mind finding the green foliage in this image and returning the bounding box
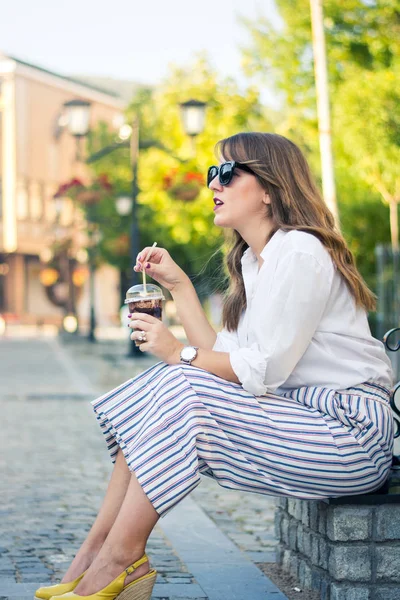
[334,68,400,199]
[86,55,272,295]
[241,0,400,288]
[339,195,390,290]
[242,0,400,111]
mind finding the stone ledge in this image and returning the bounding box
[275,493,400,598]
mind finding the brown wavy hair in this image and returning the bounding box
[216,132,376,331]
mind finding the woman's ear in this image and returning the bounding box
[263,193,271,205]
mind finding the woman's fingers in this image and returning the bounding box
[135,247,166,272]
[129,317,151,343]
[136,247,166,265]
[136,246,152,262]
[129,321,150,332]
[130,313,158,325]
[130,329,149,342]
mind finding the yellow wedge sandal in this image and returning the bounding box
[34,571,86,600]
[49,554,157,600]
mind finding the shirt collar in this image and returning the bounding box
[241,229,285,267]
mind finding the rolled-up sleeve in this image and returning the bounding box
[229,251,334,396]
[213,328,240,352]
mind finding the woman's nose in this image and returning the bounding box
[209,176,223,192]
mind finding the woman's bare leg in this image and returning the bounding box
[61,450,131,583]
[74,468,159,595]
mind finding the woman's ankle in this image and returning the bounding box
[73,550,149,595]
[60,546,99,583]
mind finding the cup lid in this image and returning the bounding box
[124,283,165,303]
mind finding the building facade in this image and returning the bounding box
[0,54,126,330]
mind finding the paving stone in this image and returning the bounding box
[160,496,287,599]
[0,337,287,600]
[0,571,15,578]
[170,597,207,600]
[153,583,207,598]
[0,578,17,585]
[0,597,33,600]
[0,583,37,594]
[166,577,196,584]
[246,550,276,562]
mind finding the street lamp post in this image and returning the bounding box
[59,97,207,351]
[119,117,141,357]
[115,193,134,306]
[62,98,98,341]
[87,228,97,343]
[129,118,140,284]
[82,118,141,355]
[114,117,140,276]
[179,99,207,154]
[118,101,207,349]
[63,99,91,160]
[52,196,78,335]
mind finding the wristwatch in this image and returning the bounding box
[180,346,199,365]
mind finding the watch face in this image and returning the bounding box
[181,346,197,361]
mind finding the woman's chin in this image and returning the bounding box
[213,214,232,228]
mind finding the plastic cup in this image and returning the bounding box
[125,284,165,346]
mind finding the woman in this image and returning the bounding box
[35,132,393,600]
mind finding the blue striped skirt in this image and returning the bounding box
[91,362,394,516]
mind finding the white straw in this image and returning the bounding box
[142,242,157,294]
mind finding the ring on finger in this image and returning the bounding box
[138,330,147,342]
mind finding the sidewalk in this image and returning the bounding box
[0,335,287,599]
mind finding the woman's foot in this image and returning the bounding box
[60,548,99,584]
[73,554,149,596]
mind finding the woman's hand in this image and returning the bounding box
[129,313,184,363]
[134,246,189,292]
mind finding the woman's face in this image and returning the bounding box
[209,163,270,230]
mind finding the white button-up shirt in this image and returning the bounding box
[213,229,393,396]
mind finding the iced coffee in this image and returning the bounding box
[125,284,165,346]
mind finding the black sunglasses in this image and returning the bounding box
[207,161,255,187]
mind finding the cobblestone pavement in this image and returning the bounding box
[191,480,277,564]
[0,336,284,599]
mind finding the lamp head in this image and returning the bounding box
[179,99,207,137]
[115,195,133,216]
[63,99,91,138]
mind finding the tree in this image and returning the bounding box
[334,68,400,249]
[87,55,272,298]
[242,0,400,110]
[241,0,400,279]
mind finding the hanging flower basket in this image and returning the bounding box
[53,178,84,199]
[53,174,113,206]
[105,233,130,257]
[163,167,204,202]
[169,184,200,202]
[75,190,103,205]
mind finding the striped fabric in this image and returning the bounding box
[92,363,394,517]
